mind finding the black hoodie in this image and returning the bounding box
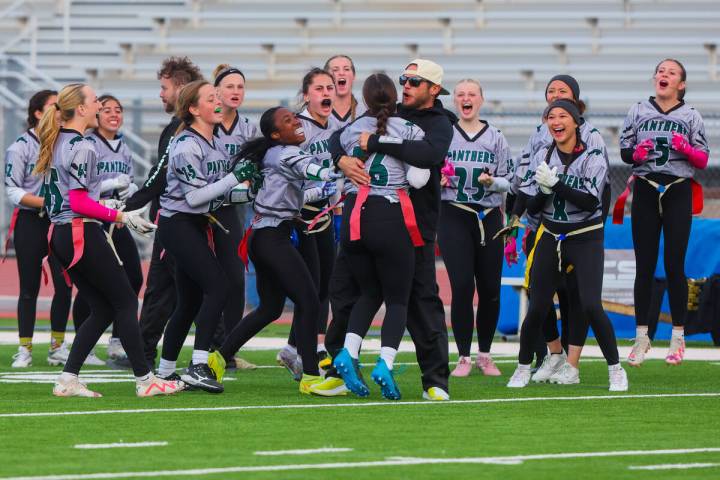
[330,99,454,242]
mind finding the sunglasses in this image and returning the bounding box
[399,75,427,87]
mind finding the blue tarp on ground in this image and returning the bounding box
[497,217,720,340]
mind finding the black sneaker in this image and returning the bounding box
[157,371,195,391]
[180,363,224,394]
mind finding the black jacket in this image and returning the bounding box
[330,100,454,242]
[125,116,182,219]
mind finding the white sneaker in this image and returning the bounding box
[48,343,70,366]
[608,364,629,392]
[628,334,651,367]
[53,375,102,397]
[422,387,450,401]
[531,352,567,383]
[84,349,106,366]
[107,337,127,360]
[507,366,532,388]
[136,373,184,397]
[548,362,580,384]
[12,346,32,368]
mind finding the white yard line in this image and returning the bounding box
[629,462,720,471]
[1,447,719,480]
[1,392,719,419]
[254,448,353,456]
[1,332,719,361]
[74,442,168,450]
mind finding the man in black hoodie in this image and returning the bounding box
[316,59,454,400]
[125,56,202,369]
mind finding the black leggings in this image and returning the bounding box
[518,227,619,365]
[14,210,71,338]
[340,194,415,351]
[437,203,503,355]
[72,224,143,334]
[632,176,691,327]
[212,205,246,336]
[159,214,229,361]
[51,222,147,377]
[220,222,320,375]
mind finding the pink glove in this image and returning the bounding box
[504,236,518,267]
[440,158,455,177]
[632,139,654,164]
[672,132,708,169]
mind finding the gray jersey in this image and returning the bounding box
[340,115,425,199]
[619,97,708,178]
[88,131,134,200]
[160,128,230,216]
[5,129,42,211]
[44,129,103,224]
[297,108,337,195]
[513,119,607,229]
[327,99,368,130]
[214,111,258,158]
[441,122,512,208]
[253,145,326,228]
[521,145,607,225]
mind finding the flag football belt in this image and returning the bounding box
[46,217,104,287]
[541,222,604,272]
[350,186,424,247]
[449,202,495,246]
[612,174,703,224]
[299,203,332,234]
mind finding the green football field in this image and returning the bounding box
[0,343,719,480]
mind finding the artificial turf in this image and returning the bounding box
[0,343,718,480]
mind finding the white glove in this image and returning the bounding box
[535,163,558,194]
[118,182,139,200]
[319,167,343,181]
[102,199,125,210]
[100,174,131,194]
[121,209,157,236]
[228,183,253,204]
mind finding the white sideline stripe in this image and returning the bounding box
[629,462,720,471]
[1,392,718,419]
[254,448,353,456]
[1,447,718,480]
[73,442,168,450]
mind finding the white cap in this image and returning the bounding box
[403,59,449,95]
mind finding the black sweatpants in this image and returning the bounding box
[340,194,415,351]
[72,224,143,333]
[327,219,450,392]
[158,214,228,362]
[139,234,176,367]
[14,210,71,338]
[220,222,320,376]
[287,205,335,348]
[518,225,619,366]
[209,205,246,348]
[51,222,148,377]
[632,176,692,328]
[437,203,503,356]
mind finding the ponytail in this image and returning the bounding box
[34,83,86,175]
[361,73,397,136]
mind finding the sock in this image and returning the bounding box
[192,350,209,365]
[285,344,297,355]
[671,327,684,339]
[317,343,326,353]
[59,371,77,382]
[343,333,363,359]
[157,358,176,377]
[50,331,65,349]
[608,362,622,371]
[136,372,153,382]
[636,325,649,337]
[380,346,397,370]
[517,363,532,371]
[478,351,490,359]
[19,337,32,351]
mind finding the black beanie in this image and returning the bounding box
[546,99,581,126]
[545,74,580,101]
